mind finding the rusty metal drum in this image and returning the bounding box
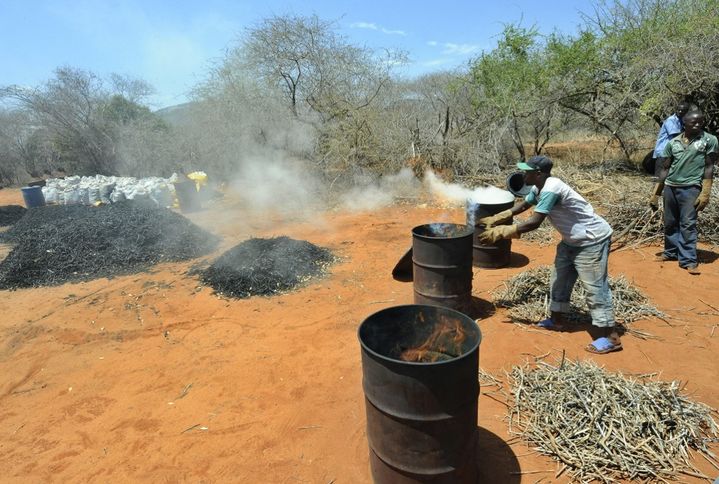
[358,304,482,483]
[411,223,473,314]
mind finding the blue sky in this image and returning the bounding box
[0,0,595,108]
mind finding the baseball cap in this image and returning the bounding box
[517,156,553,173]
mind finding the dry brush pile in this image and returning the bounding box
[554,165,719,248]
[491,266,664,333]
[506,358,719,482]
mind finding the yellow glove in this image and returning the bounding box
[649,182,664,211]
[477,209,513,228]
[478,224,520,244]
[695,178,712,211]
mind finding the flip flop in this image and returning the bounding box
[586,337,623,355]
[536,318,565,331]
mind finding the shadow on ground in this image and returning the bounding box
[508,252,530,268]
[467,296,496,320]
[475,426,521,483]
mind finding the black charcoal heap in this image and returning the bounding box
[0,205,27,227]
[201,236,334,298]
[0,203,218,289]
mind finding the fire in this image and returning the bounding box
[398,315,467,363]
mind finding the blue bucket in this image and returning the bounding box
[21,186,46,208]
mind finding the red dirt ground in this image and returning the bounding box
[0,187,717,483]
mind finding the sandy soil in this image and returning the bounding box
[0,187,717,483]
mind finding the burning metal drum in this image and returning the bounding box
[466,189,516,268]
[358,304,482,483]
[411,223,473,314]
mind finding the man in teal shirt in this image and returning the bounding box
[479,156,621,354]
[649,109,718,274]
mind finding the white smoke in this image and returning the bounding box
[340,168,421,212]
[231,155,322,214]
[424,170,515,206]
[423,170,474,204]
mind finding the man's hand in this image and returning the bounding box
[695,178,712,211]
[478,224,520,244]
[477,209,513,228]
[649,194,660,211]
[649,182,664,211]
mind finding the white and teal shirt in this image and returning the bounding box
[525,177,612,247]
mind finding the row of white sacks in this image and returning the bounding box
[41,174,182,207]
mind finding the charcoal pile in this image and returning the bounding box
[0,202,218,289]
[200,237,334,298]
[0,205,26,227]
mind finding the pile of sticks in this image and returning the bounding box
[507,358,719,482]
[492,266,664,327]
[606,203,664,250]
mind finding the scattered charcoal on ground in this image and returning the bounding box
[492,266,664,329]
[200,236,335,298]
[0,202,218,289]
[0,205,26,227]
[506,358,719,482]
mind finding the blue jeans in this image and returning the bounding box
[549,237,614,328]
[663,185,700,267]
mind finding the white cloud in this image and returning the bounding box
[427,40,481,56]
[350,21,406,36]
[351,21,379,30]
[441,43,481,55]
[422,58,451,67]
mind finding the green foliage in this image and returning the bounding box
[4,2,719,183]
[469,25,549,116]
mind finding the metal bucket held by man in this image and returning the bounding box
[466,189,516,269]
[358,304,482,483]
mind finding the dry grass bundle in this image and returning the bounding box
[507,358,719,482]
[697,185,719,245]
[605,203,664,250]
[491,266,664,328]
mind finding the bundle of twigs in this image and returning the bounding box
[0,202,218,289]
[492,266,664,327]
[605,203,664,250]
[507,358,719,482]
[200,237,335,298]
[697,184,719,245]
[0,205,26,227]
[604,185,719,248]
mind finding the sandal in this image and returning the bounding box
[586,337,623,355]
[536,318,565,331]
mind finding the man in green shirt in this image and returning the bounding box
[649,109,718,274]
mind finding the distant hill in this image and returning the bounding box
[154,102,194,126]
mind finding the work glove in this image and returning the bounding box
[477,209,513,228]
[694,178,713,212]
[478,224,520,244]
[649,182,664,211]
